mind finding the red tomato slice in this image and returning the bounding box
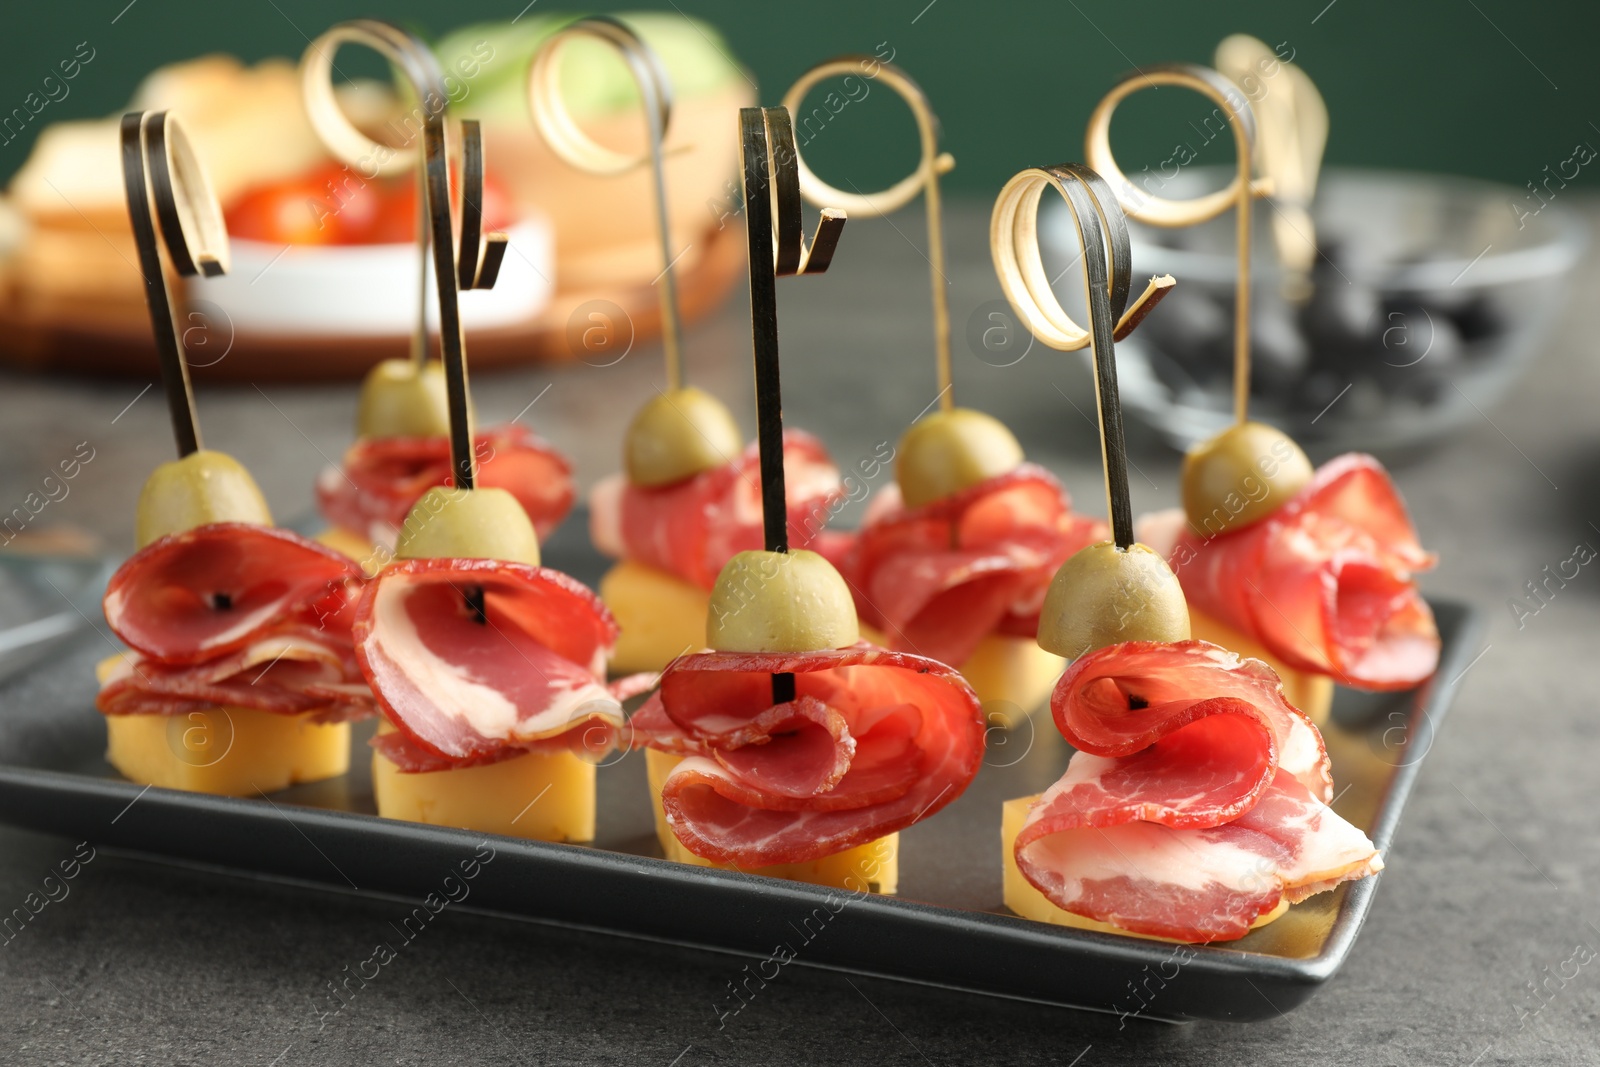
[226,162,512,247]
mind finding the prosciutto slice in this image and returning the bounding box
[98,523,372,720]
[317,423,574,547]
[1161,453,1439,690]
[1015,640,1380,942]
[588,430,844,589]
[98,628,376,722]
[104,523,362,664]
[835,465,1108,667]
[353,558,625,768]
[631,645,984,867]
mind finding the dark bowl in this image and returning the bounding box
[1044,167,1587,455]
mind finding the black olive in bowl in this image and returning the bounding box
[1043,168,1586,455]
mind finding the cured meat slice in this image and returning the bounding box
[103,523,362,665]
[1015,639,1378,942]
[634,645,983,866]
[1049,640,1331,801]
[1165,454,1439,689]
[588,430,844,589]
[97,628,376,722]
[317,423,574,545]
[1015,768,1382,942]
[837,466,1107,666]
[354,558,624,765]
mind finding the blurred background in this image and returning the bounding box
[4,0,1598,195]
[0,0,1592,517]
[2,0,1590,448]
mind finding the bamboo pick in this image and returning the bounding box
[1084,64,1269,425]
[529,16,686,389]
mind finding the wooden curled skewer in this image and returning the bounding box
[300,21,504,363]
[991,164,1167,549]
[780,57,957,409]
[120,110,231,458]
[528,16,686,387]
[1085,64,1270,425]
[739,105,847,702]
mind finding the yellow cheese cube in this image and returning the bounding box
[372,723,595,842]
[859,626,1061,730]
[644,748,898,893]
[105,708,350,797]
[1188,608,1334,723]
[958,633,1064,729]
[600,560,710,674]
[313,527,384,576]
[1000,794,1288,940]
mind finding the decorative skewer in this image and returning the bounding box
[1085,65,1315,536]
[529,16,689,389]
[456,119,509,291]
[739,105,847,703]
[1215,34,1327,304]
[301,21,503,367]
[781,57,957,409]
[991,164,1170,545]
[992,162,1189,660]
[1085,64,1268,426]
[120,110,231,458]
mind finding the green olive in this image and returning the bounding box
[706,549,859,653]
[896,407,1024,509]
[356,359,455,439]
[394,487,540,566]
[1036,541,1190,661]
[1181,421,1313,537]
[135,450,272,548]
[624,387,743,488]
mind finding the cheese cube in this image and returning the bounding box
[600,560,710,674]
[859,626,1062,729]
[372,730,595,843]
[313,527,384,575]
[959,633,1065,729]
[645,748,898,893]
[1000,794,1288,939]
[105,708,349,796]
[1188,609,1334,723]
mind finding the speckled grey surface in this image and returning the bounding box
[2,199,1598,1065]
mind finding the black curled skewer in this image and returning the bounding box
[738,105,848,703]
[419,111,475,492]
[457,119,508,291]
[992,164,1171,550]
[120,110,230,458]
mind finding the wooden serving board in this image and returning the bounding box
[0,216,744,382]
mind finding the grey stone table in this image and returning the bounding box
[2,198,1597,1065]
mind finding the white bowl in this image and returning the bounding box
[192,217,554,337]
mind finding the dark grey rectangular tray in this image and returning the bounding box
[0,519,1481,1022]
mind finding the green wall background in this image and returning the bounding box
[4,0,1596,207]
